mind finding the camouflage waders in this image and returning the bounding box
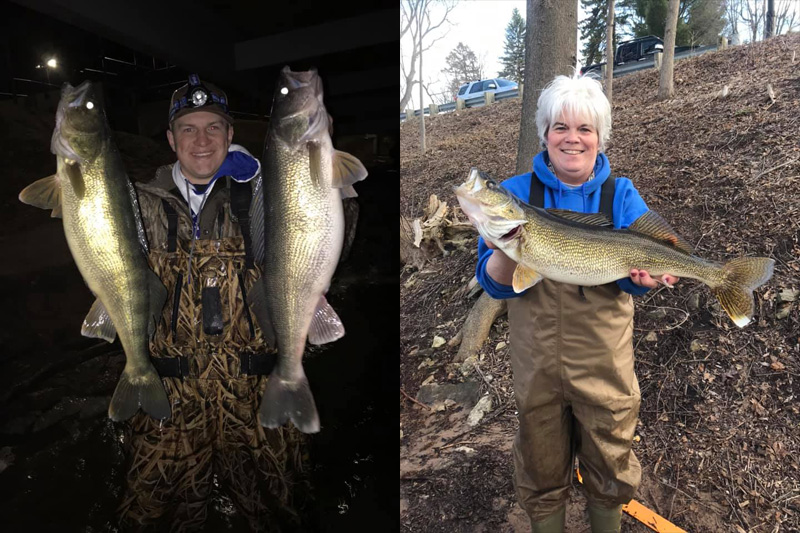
[119,172,311,532]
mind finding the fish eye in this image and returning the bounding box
[85,101,94,110]
[486,180,497,189]
[280,87,289,95]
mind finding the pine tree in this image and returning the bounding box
[442,42,484,100]
[581,1,632,67]
[580,0,608,67]
[498,8,526,82]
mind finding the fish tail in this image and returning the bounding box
[258,370,320,434]
[712,257,775,327]
[108,366,171,422]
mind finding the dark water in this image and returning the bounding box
[0,164,398,531]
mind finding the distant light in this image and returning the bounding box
[280,87,289,95]
[46,58,57,68]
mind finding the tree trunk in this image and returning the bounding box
[658,0,680,101]
[765,0,775,38]
[515,0,578,175]
[418,0,427,153]
[605,0,615,102]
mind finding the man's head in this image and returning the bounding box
[167,75,234,184]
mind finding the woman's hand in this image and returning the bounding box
[485,239,518,286]
[629,269,679,289]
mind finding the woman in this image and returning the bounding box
[474,73,678,532]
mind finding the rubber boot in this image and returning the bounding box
[588,504,623,533]
[530,506,566,533]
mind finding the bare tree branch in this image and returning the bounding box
[399,0,457,112]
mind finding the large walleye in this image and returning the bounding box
[248,66,368,433]
[455,168,774,327]
[19,81,170,420]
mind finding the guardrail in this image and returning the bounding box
[401,44,717,122]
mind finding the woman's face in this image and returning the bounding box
[545,112,599,186]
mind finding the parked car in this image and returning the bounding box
[581,35,670,75]
[455,78,518,102]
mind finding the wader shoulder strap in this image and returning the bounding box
[229,179,254,269]
[599,176,616,223]
[529,172,616,224]
[529,172,544,206]
[161,199,179,252]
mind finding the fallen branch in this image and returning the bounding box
[400,387,432,410]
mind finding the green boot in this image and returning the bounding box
[588,504,623,533]
[530,506,566,533]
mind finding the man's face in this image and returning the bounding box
[167,111,233,184]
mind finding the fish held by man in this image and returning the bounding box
[18,81,170,421]
[247,66,368,433]
[454,168,774,328]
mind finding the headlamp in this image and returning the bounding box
[190,87,208,107]
[169,73,230,122]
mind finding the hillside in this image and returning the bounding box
[400,33,800,533]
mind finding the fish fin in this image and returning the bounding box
[19,174,63,218]
[545,208,613,227]
[309,142,324,188]
[628,211,694,254]
[308,295,345,345]
[128,180,149,255]
[249,174,265,265]
[340,185,359,198]
[258,371,320,434]
[65,161,86,199]
[246,278,276,348]
[81,298,117,342]
[712,257,775,328]
[512,264,543,293]
[332,150,368,188]
[108,366,171,421]
[147,270,168,338]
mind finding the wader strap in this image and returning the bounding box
[599,176,616,222]
[528,172,616,222]
[152,356,190,379]
[239,352,278,376]
[230,179,254,269]
[161,199,179,252]
[217,207,225,239]
[171,273,183,338]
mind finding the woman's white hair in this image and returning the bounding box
[535,71,611,152]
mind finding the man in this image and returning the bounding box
[118,74,310,532]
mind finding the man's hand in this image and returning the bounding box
[630,269,679,289]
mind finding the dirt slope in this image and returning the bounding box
[401,33,800,533]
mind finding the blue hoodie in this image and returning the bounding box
[476,151,651,299]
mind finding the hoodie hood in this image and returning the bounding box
[531,151,611,211]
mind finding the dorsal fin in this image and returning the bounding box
[545,208,613,227]
[628,210,694,254]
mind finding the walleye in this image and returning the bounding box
[19,81,170,420]
[247,67,368,433]
[455,168,774,327]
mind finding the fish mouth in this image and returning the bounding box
[500,225,521,241]
[51,81,99,162]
